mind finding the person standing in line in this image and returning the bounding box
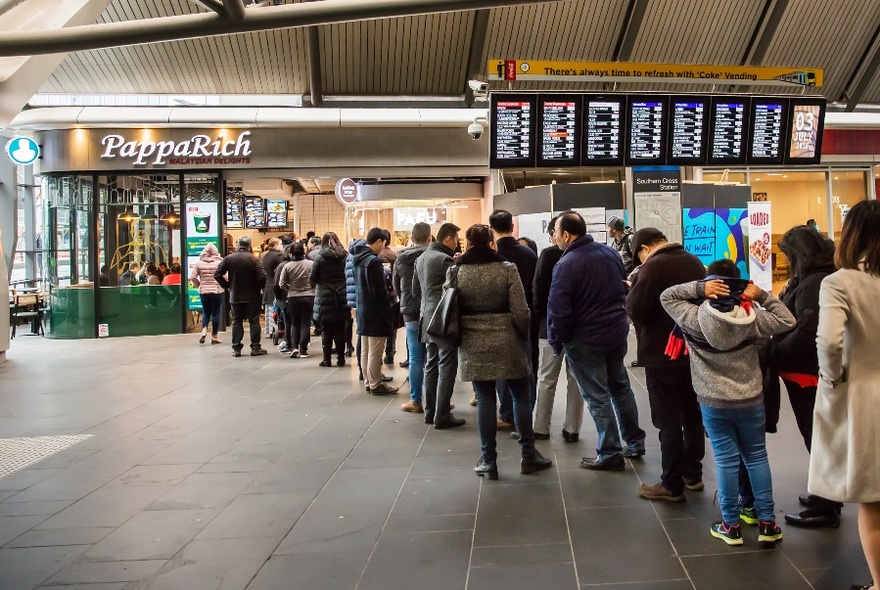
[378,229,400,366]
[310,232,351,367]
[533,216,584,443]
[189,243,224,345]
[547,212,646,471]
[345,239,364,361]
[767,226,843,529]
[625,228,706,503]
[354,228,399,394]
[214,235,268,357]
[261,238,284,337]
[306,236,322,261]
[489,209,538,431]
[607,215,636,274]
[807,200,880,590]
[661,265,795,547]
[394,222,431,414]
[413,222,464,428]
[279,242,314,359]
[454,224,551,479]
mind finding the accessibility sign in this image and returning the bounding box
[489,60,823,87]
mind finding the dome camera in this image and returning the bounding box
[467,120,484,140]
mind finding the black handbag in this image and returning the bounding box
[426,267,461,348]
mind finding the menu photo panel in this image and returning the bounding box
[708,95,750,166]
[667,95,709,165]
[625,95,669,166]
[582,94,625,166]
[244,196,266,229]
[266,199,288,229]
[537,94,581,167]
[747,97,789,165]
[785,98,826,165]
[490,93,537,168]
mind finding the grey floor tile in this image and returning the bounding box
[146,472,258,511]
[579,580,693,589]
[44,559,166,585]
[681,552,812,589]
[391,474,480,519]
[37,485,173,529]
[468,562,578,590]
[242,458,340,495]
[194,492,312,540]
[316,466,408,505]
[274,502,391,555]
[6,527,115,548]
[143,537,277,590]
[84,509,215,561]
[358,530,472,590]
[470,543,574,568]
[801,564,872,590]
[0,514,49,546]
[0,545,88,589]
[0,469,66,494]
[474,482,569,547]
[106,464,202,487]
[0,500,75,517]
[247,553,366,590]
[558,468,644,510]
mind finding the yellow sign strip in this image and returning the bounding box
[488,60,823,87]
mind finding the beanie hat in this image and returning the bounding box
[607,215,625,232]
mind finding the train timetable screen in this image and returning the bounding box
[669,97,708,164]
[538,95,580,166]
[709,98,748,164]
[490,94,536,168]
[626,96,666,165]
[749,99,787,165]
[583,96,624,165]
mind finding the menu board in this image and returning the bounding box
[668,96,708,165]
[708,96,749,165]
[490,94,536,168]
[538,95,580,167]
[786,98,826,165]
[626,95,667,165]
[748,98,788,165]
[244,197,266,229]
[583,95,624,166]
[225,196,243,229]
[266,199,288,228]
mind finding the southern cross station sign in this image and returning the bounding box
[100,131,253,166]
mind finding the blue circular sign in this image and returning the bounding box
[5,136,40,166]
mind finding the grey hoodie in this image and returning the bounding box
[660,281,795,409]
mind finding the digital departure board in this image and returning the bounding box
[708,96,749,165]
[785,98,826,165]
[626,96,668,165]
[490,94,536,168]
[225,196,243,229]
[583,95,624,166]
[667,96,708,165]
[244,197,266,229]
[538,95,580,167]
[748,98,788,165]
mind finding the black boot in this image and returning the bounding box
[474,457,498,480]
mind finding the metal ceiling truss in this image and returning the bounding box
[0,0,561,57]
[187,0,227,17]
[463,9,490,107]
[741,0,788,65]
[843,21,880,111]
[611,0,649,62]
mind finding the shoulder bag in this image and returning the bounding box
[426,266,461,348]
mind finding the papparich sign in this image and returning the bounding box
[100,131,253,166]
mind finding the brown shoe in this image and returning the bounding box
[496,419,515,431]
[401,401,424,413]
[684,478,705,491]
[469,397,477,407]
[639,482,685,502]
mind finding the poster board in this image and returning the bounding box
[747,202,773,291]
[184,202,221,311]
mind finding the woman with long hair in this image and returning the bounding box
[808,200,880,590]
[771,226,843,528]
[310,232,351,367]
[450,224,552,480]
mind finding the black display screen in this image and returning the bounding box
[244,197,266,229]
[708,96,749,165]
[266,199,288,229]
[583,95,624,166]
[225,196,243,229]
[785,98,826,165]
[626,96,668,165]
[537,94,580,167]
[667,95,709,165]
[748,98,788,165]
[490,94,536,168]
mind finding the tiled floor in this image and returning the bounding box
[0,332,869,589]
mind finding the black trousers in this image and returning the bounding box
[321,319,346,363]
[287,297,313,353]
[230,300,261,351]
[645,365,705,495]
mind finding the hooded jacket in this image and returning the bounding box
[353,245,393,336]
[660,280,795,409]
[215,247,266,304]
[612,226,636,273]
[190,244,224,294]
[345,239,365,309]
[393,244,428,322]
[309,245,350,323]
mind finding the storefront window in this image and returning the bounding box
[830,170,869,236]
[702,171,747,185]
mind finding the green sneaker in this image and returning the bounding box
[710,521,743,546]
[758,520,783,544]
[739,505,758,526]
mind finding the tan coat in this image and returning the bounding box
[808,266,880,503]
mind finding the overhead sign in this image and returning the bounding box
[100,131,252,166]
[5,136,40,166]
[489,60,823,87]
[335,178,359,205]
[393,207,446,231]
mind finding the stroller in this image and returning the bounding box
[270,299,287,346]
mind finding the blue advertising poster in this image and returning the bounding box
[682,207,750,279]
[683,208,716,267]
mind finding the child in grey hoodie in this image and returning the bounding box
[661,263,795,547]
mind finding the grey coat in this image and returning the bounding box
[413,242,455,344]
[450,259,530,382]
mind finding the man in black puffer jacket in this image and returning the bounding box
[215,236,267,357]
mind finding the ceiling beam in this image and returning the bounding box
[463,9,490,107]
[0,0,28,18]
[842,21,880,110]
[307,26,322,107]
[187,0,227,17]
[612,0,648,62]
[741,0,788,65]
[221,0,245,21]
[0,0,561,57]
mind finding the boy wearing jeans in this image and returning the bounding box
[660,264,795,545]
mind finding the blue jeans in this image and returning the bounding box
[405,321,426,403]
[564,341,645,461]
[700,404,775,526]
[473,378,535,462]
[498,339,536,422]
[200,293,222,335]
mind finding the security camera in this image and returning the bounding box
[467,121,484,140]
[468,79,489,93]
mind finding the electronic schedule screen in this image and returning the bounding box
[748,98,788,165]
[583,95,624,166]
[490,94,536,168]
[668,96,709,165]
[708,96,749,165]
[538,95,580,167]
[625,95,668,165]
[786,98,826,165]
